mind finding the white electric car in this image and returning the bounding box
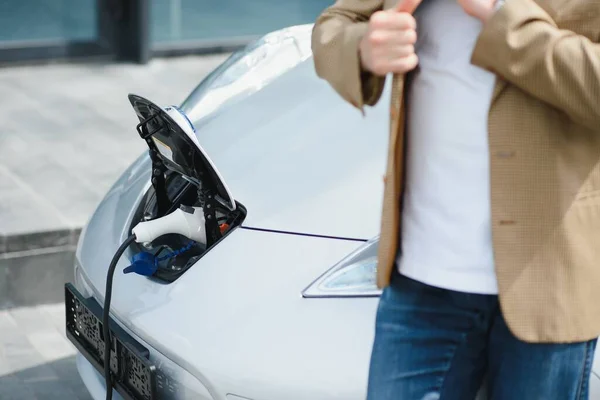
[65,24,600,400]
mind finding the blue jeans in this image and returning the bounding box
[366,271,598,400]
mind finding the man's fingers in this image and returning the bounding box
[394,0,423,14]
[366,29,417,58]
[363,2,421,76]
[370,11,416,30]
[367,52,418,76]
[385,44,416,59]
[388,54,419,73]
[370,28,417,46]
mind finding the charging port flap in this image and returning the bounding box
[128,94,236,213]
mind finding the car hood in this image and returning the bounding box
[179,59,390,240]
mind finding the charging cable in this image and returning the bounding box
[103,234,136,400]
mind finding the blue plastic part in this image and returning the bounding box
[124,241,196,276]
[123,252,157,276]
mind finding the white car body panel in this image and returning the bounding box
[183,59,390,240]
[73,25,600,400]
[78,227,376,399]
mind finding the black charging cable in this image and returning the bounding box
[103,234,136,400]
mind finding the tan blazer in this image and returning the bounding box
[312,0,600,343]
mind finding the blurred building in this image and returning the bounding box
[0,0,330,64]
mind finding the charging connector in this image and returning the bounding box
[132,205,207,244]
[124,241,195,276]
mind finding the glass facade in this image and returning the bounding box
[0,0,330,63]
[0,0,97,43]
[151,0,330,44]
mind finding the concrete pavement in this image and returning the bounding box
[0,54,228,255]
[0,303,90,400]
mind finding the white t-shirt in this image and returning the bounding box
[396,0,499,294]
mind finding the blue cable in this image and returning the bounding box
[154,241,195,265]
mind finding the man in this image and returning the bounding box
[312,0,600,398]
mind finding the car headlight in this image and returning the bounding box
[302,237,382,298]
[181,24,313,124]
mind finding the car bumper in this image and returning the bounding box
[77,353,124,400]
[74,331,216,400]
[69,280,216,400]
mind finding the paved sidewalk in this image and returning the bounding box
[0,303,90,400]
[0,54,228,254]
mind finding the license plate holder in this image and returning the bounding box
[65,283,157,400]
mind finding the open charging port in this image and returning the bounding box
[127,95,247,282]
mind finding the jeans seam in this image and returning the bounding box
[435,335,466,396]
[575,340,595,400]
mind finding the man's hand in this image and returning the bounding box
[359,0,423,76]
[457,0,496,22]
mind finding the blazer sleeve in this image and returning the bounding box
[471,0,600,130]
[311,0,387,114]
